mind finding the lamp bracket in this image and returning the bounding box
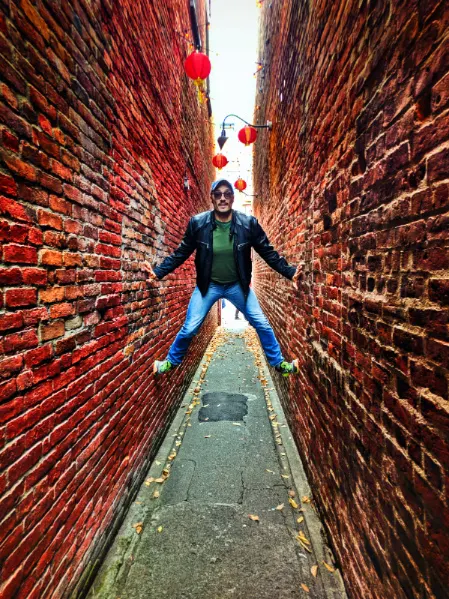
[221,113,272,130]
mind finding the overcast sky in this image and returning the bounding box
[208,0,260,203]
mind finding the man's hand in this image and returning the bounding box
[292,263,305,290]
[142,261,158,283]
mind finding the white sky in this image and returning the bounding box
[208,0,260,206]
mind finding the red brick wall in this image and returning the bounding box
[0,1,215,597]
[254,1,449,598]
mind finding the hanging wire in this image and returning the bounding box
[174,28,221,56]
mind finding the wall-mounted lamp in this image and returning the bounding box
[183,173,190,191]
[217,114,272,150]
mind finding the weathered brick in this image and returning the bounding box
[49,195,72,216]
[3,244,38,264]
[0,267,23,285]
[39,287,65,303]
[37,209,63,230]
[22,267,47,286]
[5,288,37,308]
[39,249,63,266]
[23,344,53,368]
[40,320,65,341]
[49,302,75,318]
[0,174,18,197]
[3,329,39,353]
[0,355,23,378]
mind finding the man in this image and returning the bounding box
[142,179,302,377]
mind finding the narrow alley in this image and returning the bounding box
[0,1,448,599]
[87,321,347,599]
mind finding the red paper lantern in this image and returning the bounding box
[238,126,257,146]
[234,178,247,192]
[184,51,211,86]
[212,153,228,170]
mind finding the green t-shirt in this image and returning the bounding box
[211,220,239,284]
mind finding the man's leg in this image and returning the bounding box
[225,284,283,366]
[155,284,221,372]
[226,283,298,375]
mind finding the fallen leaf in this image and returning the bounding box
[297,516,304,524]
[232,422,242,426]
[300,583,310,592]
[204,435,211,438]
[297,531,310,545]
[157,526,163,533]
[281,474,289,479]
[302,496,311,503]
[248,514,260,522]
[298,540,313,553]
[322,561,335,573]
[153,490,160,499]
[289,498,299,509]
[275,503,284,511]
[288,489,296,497]
[266,469,274,473]
[154,477,165,483]
[132,522,143,529]
[311,565,318,577]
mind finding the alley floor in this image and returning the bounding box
[86,314,348,599]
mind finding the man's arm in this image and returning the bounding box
[143,218,196,281]
[251,218,297,281]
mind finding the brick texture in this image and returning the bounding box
[0,0,214,597]
[254,1,449,598]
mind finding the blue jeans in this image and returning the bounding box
[167,282,284,367]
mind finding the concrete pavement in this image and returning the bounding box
[86,322,348,599]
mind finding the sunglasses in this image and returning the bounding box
[212,191,234,200]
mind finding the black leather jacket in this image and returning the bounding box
[153,210,296,299]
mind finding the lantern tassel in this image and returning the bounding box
[194,78,206,103]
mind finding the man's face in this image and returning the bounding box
[211,184,234,215]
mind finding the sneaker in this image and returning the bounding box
[275,359,299,377]
[153,359,174,375]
